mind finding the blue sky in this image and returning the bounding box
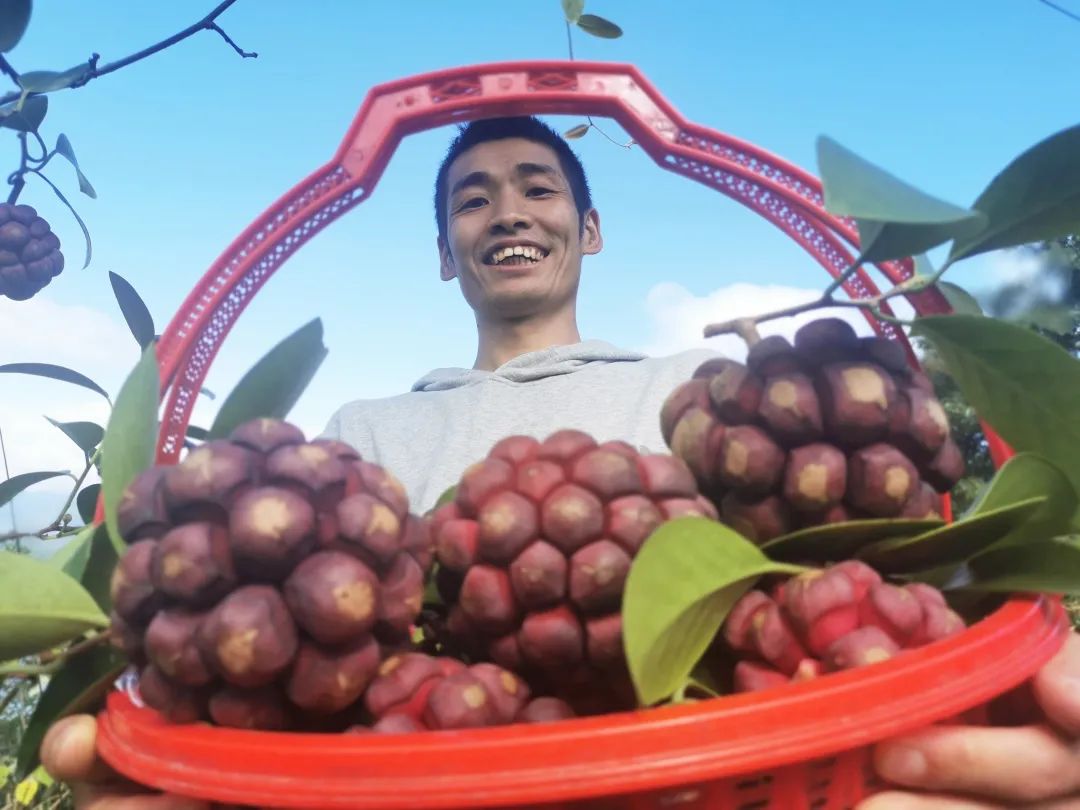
[2,0,1078,534]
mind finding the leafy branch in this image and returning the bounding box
[0,630,111,679]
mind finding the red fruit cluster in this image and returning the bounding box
[428,429,717,711]
[350,652,575,732]
[109,418,433,730]
[661,318,964,542]
[0,203,64,301]
[720,560,965,692]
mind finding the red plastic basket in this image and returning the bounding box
[95,61,1057,808]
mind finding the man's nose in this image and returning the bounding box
[489,198,531,232]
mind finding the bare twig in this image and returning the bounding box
[0,0,253,108]
[1036,0,1080,24]
[0,422,15,539]
[0,55,19,84]
[209,22,257,58]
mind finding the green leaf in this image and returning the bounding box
[33,170,92,268]
[0,762,9,786]
[0,550,108,659]
[14,646,127,781]
[938,281,984,316]
[54,133,97,199]
[964,452,1078,540]
[80,524,118,613]
[434,485,457,510]
[1014,305,1076,336]
[623,517,806,706]
[0,470,67,509]
[0,0,32,52]
[961,537,1080,594]
[857,496,1047,573]
[208,318,327,439]
[912,315,1080,511]
[761,517,943,564]
[32,766,53,788]
[47,525,95,580]
[108,271,155,350]
[18,63,92,94]
[561,0,585,22]
[0,94,46,132]
[44,417,103,455]
[76,483,100,524]
[949,124,1080,262]
[101,347,160,555]
[0,362,109,401]
[817,136,986,263]
[576,13,622,38]
[564,123,590,140]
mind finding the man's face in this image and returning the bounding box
[438,137,602,321]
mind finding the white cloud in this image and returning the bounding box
[638,281,882,359]
[986,249,1044,286]
[0,296,135,526]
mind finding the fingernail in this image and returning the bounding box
[878,744,927,784]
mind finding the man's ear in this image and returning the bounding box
[438,235,457,281]
[581,208,603,256]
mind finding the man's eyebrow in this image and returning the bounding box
[449,171,490,199]
[449,163,563,198]
[515,162,560,180]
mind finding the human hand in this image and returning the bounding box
[40,713,209,809]
[857,631,1080,809]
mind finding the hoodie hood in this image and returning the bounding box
[412,340,647,392]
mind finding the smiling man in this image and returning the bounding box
[39,116,1080,810]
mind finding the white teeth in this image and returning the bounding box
[489,245,545,263]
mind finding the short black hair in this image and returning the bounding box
[433,116,593,243]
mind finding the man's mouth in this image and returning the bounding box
[484,245,549,267]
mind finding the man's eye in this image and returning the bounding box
[527,187,554,196]
[457,197,486,211]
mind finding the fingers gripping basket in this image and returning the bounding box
[95,60,1068,809]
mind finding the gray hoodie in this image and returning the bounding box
[319,340,720,513]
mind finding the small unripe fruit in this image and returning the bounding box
[734,660,789,693]
[568,540,631,614]
[747,335,802,376]
[516,696,576,723]
[376,553,425,641]
[138,665,205,723]
[458,565,519,634]
[477,490,537,564]
[660,378,711,446]
[468,663,531,723]
[541,484,604,554]
[890,388,950,462]
[509,541,567,609]
[515,459,566,504]
[899,482,943,520]
[794,318,860,365]
[228,418,306,455]
[164,441,259,524]
[336,492,402,569]
[209,686,289,730]
[606,495,664,555]
[859,336,910,376]
[824,626,900,672]
[117,467,171,542]
[668,407,725,487]
[364,653,444,719]
[519,605,584,669]
[423,671,498,730]
[923,437,965,492]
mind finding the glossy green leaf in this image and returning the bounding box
[962,537,1080,595]
[938,281,984,316]
[47,525,95,580]
[964,452,1078,540]
[817,136,986,263]
[14,646,127,781]
[101,347,160,555]
[576,13,622,38]
[76,483,100,524]
[434,485,457,510]
[18,63,92,94]
[54,133,97,199]
[0,362,109,401]
[623,517,806,706]
[45,417,103,455]
[564,123,590,140]
[0,551,108,659]
[857,496,1047,573]
[561,0,585,22]
[0,761,9,786]
[0,470,67,509]
[108,271,155,350]
[912,315,1080,510]
[208,318,327,439]
[0,94,46,132]
[949,124,1080,261]
[0,0,31,52]
[761,517,942,564]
